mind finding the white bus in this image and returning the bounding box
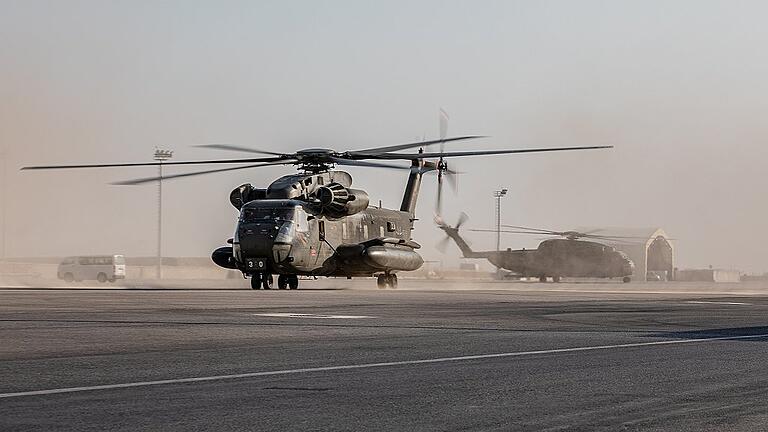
[57,255,126,283]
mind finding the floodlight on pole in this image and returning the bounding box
[0,146,6,261]
[154,149,173,279]
[493,188,508,262]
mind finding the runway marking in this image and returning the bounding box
[685,301,752,306]
[2,332,768,399]
[488,288,768,296]
[253,313,374,319]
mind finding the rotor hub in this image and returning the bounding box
[293,148,338,172]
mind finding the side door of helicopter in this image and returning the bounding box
[298,214,326,269]
[287,207,313,270]
[310,217,343,265]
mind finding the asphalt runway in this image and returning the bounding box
[1,281,768,431]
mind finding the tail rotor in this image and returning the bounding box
[436,212,469,253]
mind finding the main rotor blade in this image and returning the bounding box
[501,225,564,235]
[351,136,486,155]
[22,156,289,171]
[112,161,295,185]
[471,229,558,235]
[502,225,652,240]
[583,234,664,241]
[331,158,411,170]
[582,228,604,235]
[372,145,613,160]
[592,238,646,245]
[195,144,286,156]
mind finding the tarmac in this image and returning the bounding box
[1,280,768,431]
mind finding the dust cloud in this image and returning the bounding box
[1,1,767,287]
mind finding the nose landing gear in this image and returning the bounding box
[250,273,274,290]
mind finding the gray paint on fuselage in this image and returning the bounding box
[298,206,414,274]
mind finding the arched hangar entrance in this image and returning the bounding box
[647,236,674,278]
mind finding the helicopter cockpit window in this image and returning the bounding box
[241,208,295,223]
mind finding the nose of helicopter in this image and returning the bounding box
[237,223,278,258]
[623,259,635,275]
[237,222,295,266]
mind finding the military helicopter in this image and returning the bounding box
[23,136,611,289]
[437,215,638,282]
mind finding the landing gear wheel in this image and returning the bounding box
[262,274,274,290]
[277,275,288,290]
[622,276,631,283]
[97,273,107,283]
[388,274,398,289]
[539,276,547,283]
[288,275,299,290]
[250,276,261,290]
[377,275,387,289]
[63,273,74,283]
[552,276,561,283]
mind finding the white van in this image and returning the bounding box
[58,255,126,283]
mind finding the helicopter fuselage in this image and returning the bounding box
[228,199,422,277]
[488,239,635,279]
[441,226,635,281]
[211,168,426,287]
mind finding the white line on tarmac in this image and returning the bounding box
[2,332,767,399]
[685,301,752,306]
[253,313,374,319]
[497,288,767,296]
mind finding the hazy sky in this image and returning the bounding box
[2,0,767,272]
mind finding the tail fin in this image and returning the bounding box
[437,223,480,258]
[400,159,425,216]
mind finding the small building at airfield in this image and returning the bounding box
[675,269,741,283]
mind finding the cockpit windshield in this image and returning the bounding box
[240,208,295,223]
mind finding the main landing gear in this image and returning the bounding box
[538,276,561,283]
[377,273,398,289]
[278,274,299,290]
[251,273,299,290]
